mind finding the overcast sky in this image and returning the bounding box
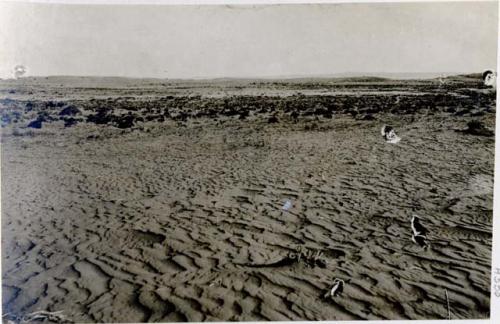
[0,1,497,79]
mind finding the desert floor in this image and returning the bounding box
[1,76,496,322]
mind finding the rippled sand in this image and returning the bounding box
[1,77,495,322]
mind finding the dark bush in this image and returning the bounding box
[59,105,81,116]
[64,118,78,128]
[268,116,279,124]
[463,120,494,137]
[27,119,42,129]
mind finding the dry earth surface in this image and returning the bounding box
[1,75,496,322]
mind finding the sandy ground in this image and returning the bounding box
[1,77,496,322]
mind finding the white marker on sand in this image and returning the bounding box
[282,200,292,211]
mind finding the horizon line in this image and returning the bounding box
[0,71,486,81]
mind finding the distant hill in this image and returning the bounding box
[0,72,482,88]
[453,73,483,80]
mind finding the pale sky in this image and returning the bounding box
[0,1,497,79]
